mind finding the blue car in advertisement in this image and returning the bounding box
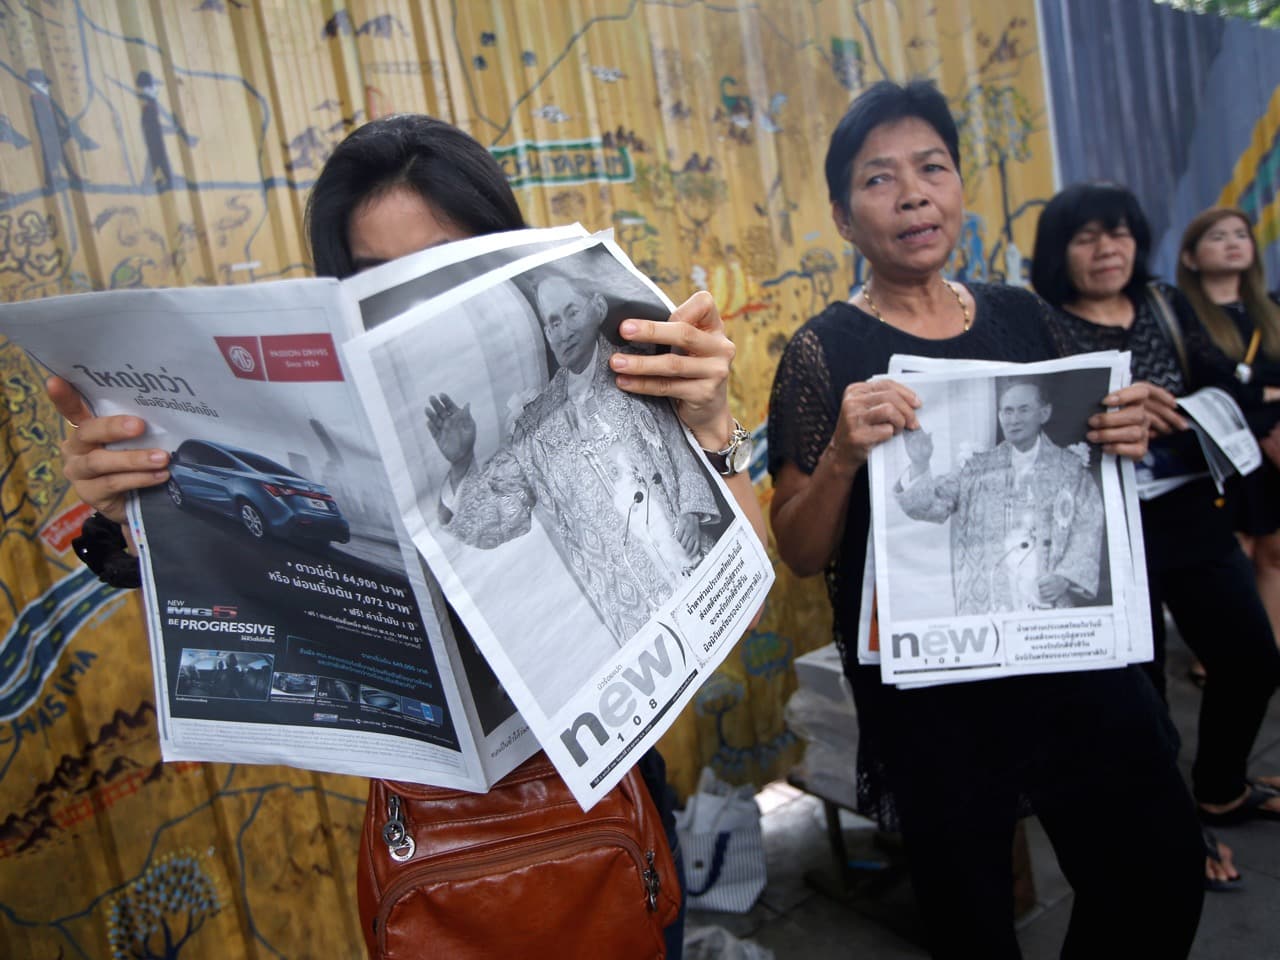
[167,439,350,544]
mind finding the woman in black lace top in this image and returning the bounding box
[1032,184,1280,839]
[1177,207,1280,638]
[769,82,1202,958]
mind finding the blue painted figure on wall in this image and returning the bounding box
[27,68,97,191]
[136,71,197,191]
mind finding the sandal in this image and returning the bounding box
[1202,827,1242,893]
[1200,781,1280,826]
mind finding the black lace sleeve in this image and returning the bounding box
[767,325,837,478]
[1038,297,1076,361]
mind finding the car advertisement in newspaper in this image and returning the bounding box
[341,232,774,809]
[0,233,587,787]
[867,352,1144,687]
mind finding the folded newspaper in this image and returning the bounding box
[1135,386,1262,500]
[0,226,773,809]
[863,352,1153,688]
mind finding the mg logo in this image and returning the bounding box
[214,336,267,381]
[228,345,256,373]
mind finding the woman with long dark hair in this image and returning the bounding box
[1177,207,1280,644]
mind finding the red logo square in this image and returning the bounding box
[214,336,267,381]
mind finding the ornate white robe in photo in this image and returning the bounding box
[895,435,1104,615]
[440,336,720,644]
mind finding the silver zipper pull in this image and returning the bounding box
[643,849,660,910]
[381,794,415,862]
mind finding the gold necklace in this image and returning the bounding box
[862,276,971,331]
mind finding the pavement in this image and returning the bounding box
[686,627,1280,959]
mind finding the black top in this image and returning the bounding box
[767,282,1060,670]
[1042,282,1258,402]
[1219,301,1280,536]
[1043,282,1265,478]
[1221,300,1280,436]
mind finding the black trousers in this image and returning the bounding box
[1141,480,1280,804]
[859,667,1204,959]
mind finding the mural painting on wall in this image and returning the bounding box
[1220,83,1280,259]
[0,2,1053,956]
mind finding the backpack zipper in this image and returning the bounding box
[380,793,414,862]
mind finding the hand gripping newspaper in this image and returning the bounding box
[0,227,772,809]
[862,351,1153,688]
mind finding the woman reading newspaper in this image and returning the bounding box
[1031,184,1280,886]
[767,81,1204,957]
[48,114,766,959]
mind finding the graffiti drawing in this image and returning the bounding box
[25,68,97,190]
[107,849,223,960]
[955,84,1039,274]
[134,71,198,191]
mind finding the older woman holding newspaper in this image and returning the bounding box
[1032,184,1280,865]
[46,114,766,959]
[768,81,1204,958]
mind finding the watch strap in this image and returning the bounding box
[702,419,750,476]
[72,513,142,589]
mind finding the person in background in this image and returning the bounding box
[768,80,1202,958]
[1032,182,1280,893]
[48,113,768,958]
[1177,207,1280,649]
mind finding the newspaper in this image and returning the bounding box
[1174,387,1262,491]
[863,352,1154,679]
[1182,389,1259,479]
[0,226,597,792]
[1132,386,1261,500]
[340,233,774,807]
[865,352,1150,687]
[0,226,771,808]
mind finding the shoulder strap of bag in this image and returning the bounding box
[1244,327,1263,368]
[1145,282,1191,383]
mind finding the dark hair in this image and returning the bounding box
[305,115,525,278]
[825,80,961,214]
[1030,182,1152,308]
[997,376,1050,407]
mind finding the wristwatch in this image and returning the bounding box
[72,513,142,589]
[703,419,752,476]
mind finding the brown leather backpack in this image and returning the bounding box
[357,751,681,958]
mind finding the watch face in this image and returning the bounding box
[728,435,753,474]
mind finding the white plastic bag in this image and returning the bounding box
[784,686,858,750]
[675,768,767,913]
[683,925,775,959]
